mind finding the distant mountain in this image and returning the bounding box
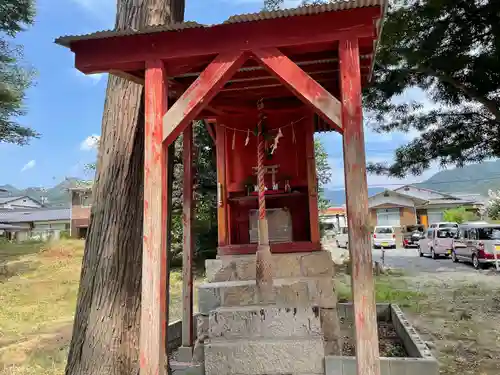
[0,177,81,208]
[416,160,500,196]
[324,187,385,205]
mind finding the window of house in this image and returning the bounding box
[81,194,92,207]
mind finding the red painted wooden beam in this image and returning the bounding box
[204,121,216,143]
[252,48,342,132]
[339,38,380,375]
[141,59,168,375]
[70,8,379,74]
[162,51,247,146]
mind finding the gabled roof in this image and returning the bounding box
[368,189,428,208]
[394,185,456,199]
[0,195,43,206]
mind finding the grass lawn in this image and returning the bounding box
[0,240,203,375]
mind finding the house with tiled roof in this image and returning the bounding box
[0,208,70,241]
[368,185,484,228]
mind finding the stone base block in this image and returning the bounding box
[209,305,322,340]
[205,251,334,282]
[198,277,336,314]
[176,346,194,363]
[204,338,324,375]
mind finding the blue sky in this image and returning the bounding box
[0,0,439,190]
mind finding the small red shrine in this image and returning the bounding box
[57,2,387,375]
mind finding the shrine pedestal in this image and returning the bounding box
[198,251,342,375]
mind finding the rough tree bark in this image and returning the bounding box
[65,1,184,375]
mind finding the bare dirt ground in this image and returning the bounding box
[325,240,500,375]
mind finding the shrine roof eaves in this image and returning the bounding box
[55,0,387,48]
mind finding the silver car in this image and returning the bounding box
[452,223,500,269]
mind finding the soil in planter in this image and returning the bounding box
[340,318,408,357]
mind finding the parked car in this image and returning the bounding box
[373,226,396,249]
[452,223,500,269]
[401,224,425,248]
[335,227,349,248]
[419,227,457,259]
[429,222,459,229]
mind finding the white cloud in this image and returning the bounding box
[21,160,36,172]
[80,135,100,151]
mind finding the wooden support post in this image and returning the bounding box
[252,48,342,132]
[141,59,168,375]
[162,51,247,145]
[339,38,380,375]
[179,122,194,360]
[216,122,228,247]
[179,124,194,362]
[305,116,320,245]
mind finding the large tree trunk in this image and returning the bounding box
[65,1,184,375]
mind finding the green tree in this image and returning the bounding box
[365,0,500,177]
[0,0,38,145]
[484,190,500,221]
[314,138,332,210]
[443,206,479,224]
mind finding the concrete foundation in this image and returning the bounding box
[325,304,439,375]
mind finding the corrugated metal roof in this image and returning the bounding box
[55,0,387,47]
[0,208,70,223]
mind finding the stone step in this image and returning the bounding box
[209,305,323,340]
[197,277,336,314]
[205,251,334,282]
[204,338,325,375]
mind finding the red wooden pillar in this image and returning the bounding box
[180,122,194,359]
[339,38,380,375]
[216,122,228,248]
[305,116,320,246]
[141,59,168,375]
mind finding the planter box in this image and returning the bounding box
[326,303,439,375]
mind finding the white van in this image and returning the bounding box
[419,226,458,259]
[373,226,396,249]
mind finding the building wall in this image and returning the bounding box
[368,207,416,228]
[71,190,91,238]
[400,207,417,226]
